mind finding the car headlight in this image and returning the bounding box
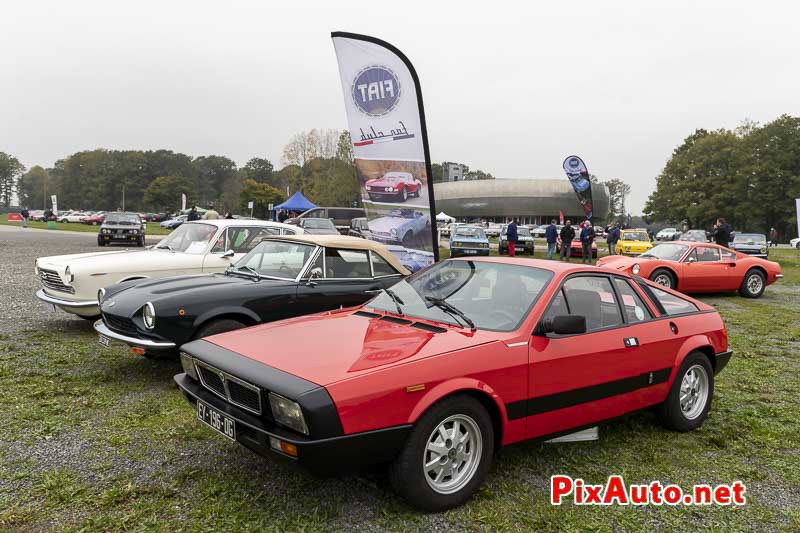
[760,247,767,254]
[632,263,640,275]
[452,241,461,247]
[179,352,198,381]
[269,392,308,434]
[97,288,106,303]
[390,228,397,236]
[65,266,73,284]
[142,302,156,329]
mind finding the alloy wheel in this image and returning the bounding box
[680,364,709,420]
[423,414,482,495]
[654,274,672,288]
[746,273,763,295]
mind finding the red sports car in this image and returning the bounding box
[175,257,731,511]
[83,212,106,225]
[558,237,597,258]
[365,171,422,203]
[597,241,783,298]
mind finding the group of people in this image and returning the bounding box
[504,219,611,264]
[187,205,233,221]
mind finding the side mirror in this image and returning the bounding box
[306,267,323,286]
[536,315,587,336]
[686,256,696,263]
[222,249,235,259]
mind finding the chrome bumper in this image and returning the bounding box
[35,288,98,308]
[775,274,784,279]
[93,320,176,349]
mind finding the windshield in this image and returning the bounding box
[303,219,336,229]
[659,228,676,233]
[623,231,648,241]
[235,241,317,279]
[367,260,553,331]
[105,213,140,224]
[734,234,766,244]
[641,243,689,261]
[454,227,486,239]
[156,223,217,253]
[517,227,531,237]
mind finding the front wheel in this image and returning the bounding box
[389,395,494,511]
[399,188,408,202]
[739,269,765,298]
[194,318,247,340]
[656,352,714,432]
[650,268,676,289]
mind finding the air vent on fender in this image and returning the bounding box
[380,316,412,325]
[354,310,380,318]
[411,322,447,333]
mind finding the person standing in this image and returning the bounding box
[606,222,620,255]
[769,227,779,247]
[545,219,558,260]
[559,220,575,261]
[506,219,519,257]
[580,221,596,264]
[203,205,220,220]
[20,207,29,228]
[187,206,200,221]
[713,218,732,248]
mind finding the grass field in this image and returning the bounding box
[0,219,173,235]
[0,249,798,531]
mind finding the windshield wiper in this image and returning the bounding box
[155,244,173,251]
[425,296,476,330]
[375,288,404,316]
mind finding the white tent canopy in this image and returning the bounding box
[436,211,455,222]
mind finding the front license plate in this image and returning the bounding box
[98,334,110,347]
[197,400,236,441]
[463,249,478,254]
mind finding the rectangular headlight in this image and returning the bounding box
[180,352,198,380]
[269,392,309,435]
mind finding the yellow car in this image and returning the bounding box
[615,229,653,256]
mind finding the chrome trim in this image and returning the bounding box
[36,289,98,308]
[775,274,784,279]
[93,320,176,348]
[38,268,74,294]
[194,359,262,415]
[505,341,528,348]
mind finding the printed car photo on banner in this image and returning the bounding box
[563,155,593,221]
[332,31,437,271]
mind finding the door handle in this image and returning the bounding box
[623,337,639,348]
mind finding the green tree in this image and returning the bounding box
[192,155,237,207]
[17,165,49,209]
[144,175,197,212]
[242,158,274,184]
[240,179,286,219]
[335,131,354,164]
[430,163,443,183]
[603,178,632,221]
[0,152,25,207]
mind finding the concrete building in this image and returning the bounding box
[433,178,610,225]
[441,162,467,182]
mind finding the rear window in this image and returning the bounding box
[648,286,698,316]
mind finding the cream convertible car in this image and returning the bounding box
[35,220,303,319]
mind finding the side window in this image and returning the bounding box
[371,252,399,277]
[328,209,345,220]
[542,288,570,321]
[561,276,623,332]
[305,209,325,219]
[325,248,370,278]
[282,227,297,235]
[613,278,653,323]
[307,249,324,278]
[649,286,698,315]
[695,246,720,262]
[211,229,227,253]
[720,248,736,261]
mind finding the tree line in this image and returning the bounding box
[645,114,800,239]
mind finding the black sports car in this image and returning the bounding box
[93,235,409,356]
[98,212,145,247]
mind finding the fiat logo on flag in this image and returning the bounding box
[352,65,401,117]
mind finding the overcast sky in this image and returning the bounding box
[3,1,798,213]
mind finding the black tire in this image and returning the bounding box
[401,232,413,246]
[649,268,676,289]
[97,239,106,247]
[656,351,714,432]
[796,242,800,250]
[399,188,408,202]
[368,194,377,202]
[739,269,765,298]
[194,318,247,340]
[137,237,145,247]
[389,395,494,512]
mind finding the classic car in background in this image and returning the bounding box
[791,237,800,249]
[98,212,146,247]
[347,217,371,239]
[597,241,783,297]
[160,215,188,229]
[529,225,547,238]
[94,235,409,356]
[615,229,654,256]
[59,211,90,223]
[365,172,422,203]
[296,218,339,235]
[731,233,768,258]
[369,209,429,246]
[483,223,502,238]
[557,237,597,258]
[449,226,490,257]
[385,245,435,272]
[286,207,366,235]
[175,257,731,511]
[499,225,535,255]
[83,212,106,225]
[679,229,709,242]
[34,220,303,319]
[656,227,680,241]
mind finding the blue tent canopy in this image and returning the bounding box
[274,192,317,212]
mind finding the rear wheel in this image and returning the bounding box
[400,188,408,202]
[739,269,765,298]
[650,268,676,289]
[194,318,247,340]
[656,352,714,431]
[389,395,494,511]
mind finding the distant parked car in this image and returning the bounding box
[656,227,680,241]
[791,237,800,249]
[28,210,45,221]
[83,212,106,225]
[680,230,709,243]
[731,233,768,258]
[98,212,146,247]
[558,237,598,258]
[450,226,490,257]
[287,207,365,234]
[160,215,187,229]
[297,218,340,235]
[483,223,502,238]
[369,209,429,246]
[348,217,371,239]
[365,172,422,203]
[615,229,654,256]
[529,225,547,238]
[499,225,535,255]
[59,211,89,223]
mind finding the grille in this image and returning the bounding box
[103,314,138,336]
[195,361,262,415]
[39,268,74,294]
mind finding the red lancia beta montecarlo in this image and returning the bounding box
[175,257,731,511]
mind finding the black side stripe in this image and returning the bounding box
[506,367,672,421]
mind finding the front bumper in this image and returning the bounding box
[451,247,490,257]
[36,289,99,315]
[715,350,733,375]
[175,373,411,473]
[94,319,176,350]
[99,233,143,243]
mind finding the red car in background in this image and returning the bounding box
[82,212,106,225]
[597,241,782,298]
[365,172,422,203]
[175,257,731,511]
[558,237,597,258]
